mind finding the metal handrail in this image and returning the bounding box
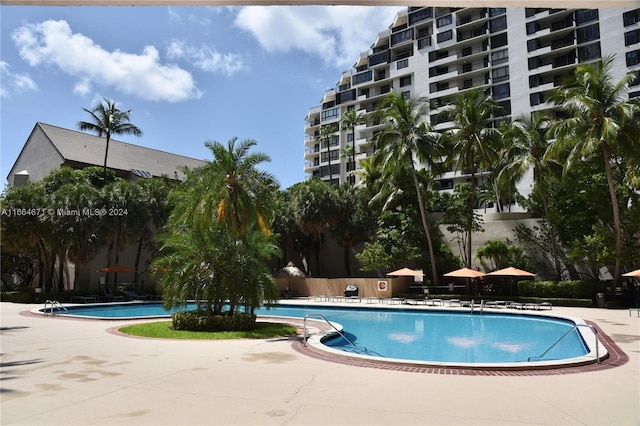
[43,300,67,316]
[528,323,600,363]
[303,313,359,349]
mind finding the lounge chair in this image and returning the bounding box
[125,289,146,301]
[101,288,124,302]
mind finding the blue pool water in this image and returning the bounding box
[48,303,588,364]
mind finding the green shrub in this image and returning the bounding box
[518,280,603,299]
[1,291,35,303]
[172,310,257,332]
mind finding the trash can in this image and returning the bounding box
[344,285,359,297]
[596,293,605,308]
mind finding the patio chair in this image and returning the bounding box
[101,288,124,302]
[125,288,146,301]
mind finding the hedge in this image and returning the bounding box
[172,310,257,332]
[518,280,606,299]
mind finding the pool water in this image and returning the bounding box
[46,302,588,364]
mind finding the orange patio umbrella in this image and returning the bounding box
[97,264,135,273]
[387,267,424,277]
[486,267,536,277]
[487,266,535,296]
[443,267,486,278]
[622,269,640,278]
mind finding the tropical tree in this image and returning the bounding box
[547,55,640,285]
[341,110,363,184]
[440,88,501,268]
[153,138,280,324]
[178,137,277,236]
[77,98,143,174]
[330,184,376,277]
[288,178,338,276]
[372,92,443,285]
[316,124,337,185]
[502,112,564,279]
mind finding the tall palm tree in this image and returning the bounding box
[502,112,564,279]
[341,110,363,184]
[317,125,336,185]
[372,92,442,285]
[77,98,143,174]
[440,88,501,268]
[547,55,639,285]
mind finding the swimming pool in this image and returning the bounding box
[37,301,603,368]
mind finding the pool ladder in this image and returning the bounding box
[528,323,600,364]
[303,313,378,356]
[43,300,67,316]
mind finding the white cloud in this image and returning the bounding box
[167,40,246,75]
[10,20,202,102]
[234,6,403,70]
[0,61,38,98]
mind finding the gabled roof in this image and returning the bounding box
[33,122,206,180]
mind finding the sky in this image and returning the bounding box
[0,5,404,190]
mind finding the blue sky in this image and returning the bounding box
[1,5,403,189]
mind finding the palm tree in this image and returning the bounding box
[502,112,564,279]
[440,88,501,268]
[77,98,143,174]
[547,55,639,285]
[177,137,277,237]
[209,137,277,237]
[341,110,363,184]
[317,125,337,185]
[372,92,442,285]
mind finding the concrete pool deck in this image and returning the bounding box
[1,301,638,425]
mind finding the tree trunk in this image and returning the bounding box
[411,163,439,285]
[133,236,144,283]
[467,170,475,268]
[602,144,621,288]
[103,133,111,174]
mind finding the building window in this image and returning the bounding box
[399,75,412,87]
[402,90,410,99]
[490,32,508,48]
[627,50,640,66]
[429,65,449,77]
[527,39,540,52]
[489,8,506,17]
[623,9,640,27]
[418,36,432,50]
[429,50,449,61]
[578,42,601,61]
[397,58,409,69]
[625,29,640,46]
[526,21,539,35]
[321,108,340,122]
[530,92,544,106]
[430,81,450,93]
[436,14,452,28]
[630,71,640,87]
[575,9,599,25]
[489,16,507,33]
[496,100,511,116]
[492,83,510,99]
[491,49,508,65]
[630,91,640,99]
[576,23,600,44]
[492,66,509,82]
[437,30,453,43]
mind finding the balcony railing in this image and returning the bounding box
[390,28,414,47]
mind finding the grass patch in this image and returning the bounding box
[119,321,298,340]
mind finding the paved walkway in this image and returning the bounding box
[1,301,638,425]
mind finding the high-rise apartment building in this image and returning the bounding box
[303,6,640,212]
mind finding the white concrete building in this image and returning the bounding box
[304,6,640,212]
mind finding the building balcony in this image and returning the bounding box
[456,11,488,28]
